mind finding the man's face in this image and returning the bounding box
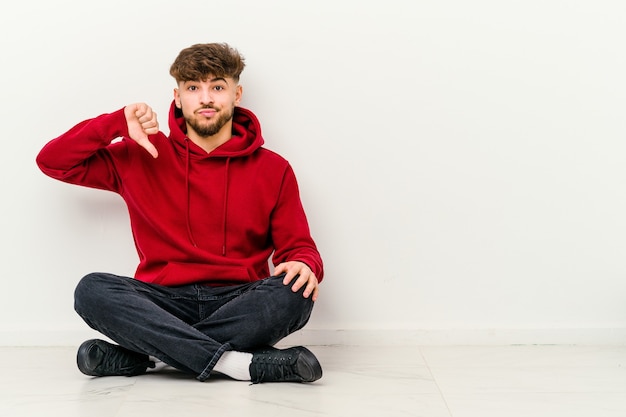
[174,76,242,138]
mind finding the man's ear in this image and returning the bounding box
[235,84,243,105]
[173,88,181,108]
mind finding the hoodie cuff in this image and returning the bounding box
[92,107,130,142]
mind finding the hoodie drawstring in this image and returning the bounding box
[184,138,230,256]
[184,139,198,248]
[222,158,231,256]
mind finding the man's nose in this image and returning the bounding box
[200,89,213,104]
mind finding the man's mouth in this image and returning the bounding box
[197,108,217,117]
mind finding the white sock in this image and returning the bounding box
[213,351,253,381]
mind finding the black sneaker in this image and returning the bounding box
[250,346,322,383]
[77,339,155,377]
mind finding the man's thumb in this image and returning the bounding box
[137,136,159,159]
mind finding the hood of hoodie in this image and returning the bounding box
[168,100,265,158]
[166,100,265,251]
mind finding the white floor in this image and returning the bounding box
[0,345,625,417]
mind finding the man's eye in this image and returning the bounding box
[214,86,224,91]
[188,86,198,91]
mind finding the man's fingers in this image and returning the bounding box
[303,278,319,300]
[134,104,152,121]
[136,108,159,134]
[274,263,286,276]
[138,111,158,128]
[289,274,306,292]
[310,284,319,302]
[275,261,318,299]
[291,273,318,297]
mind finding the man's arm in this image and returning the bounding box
[36,103,160,189]
[270,164,324,301]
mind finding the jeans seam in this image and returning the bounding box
[196,342,232,382]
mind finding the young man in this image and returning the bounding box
[36,43,324,383]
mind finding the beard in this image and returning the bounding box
[185,105,234,138]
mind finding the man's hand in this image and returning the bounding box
[124,103,159,158]
[274,261,319,301]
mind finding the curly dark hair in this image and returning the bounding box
[170,43,246,82]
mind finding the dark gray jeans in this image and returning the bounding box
[74,272,314,381]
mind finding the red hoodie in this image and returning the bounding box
[36,102,323,286]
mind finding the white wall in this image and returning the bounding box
[2,0,626,346]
